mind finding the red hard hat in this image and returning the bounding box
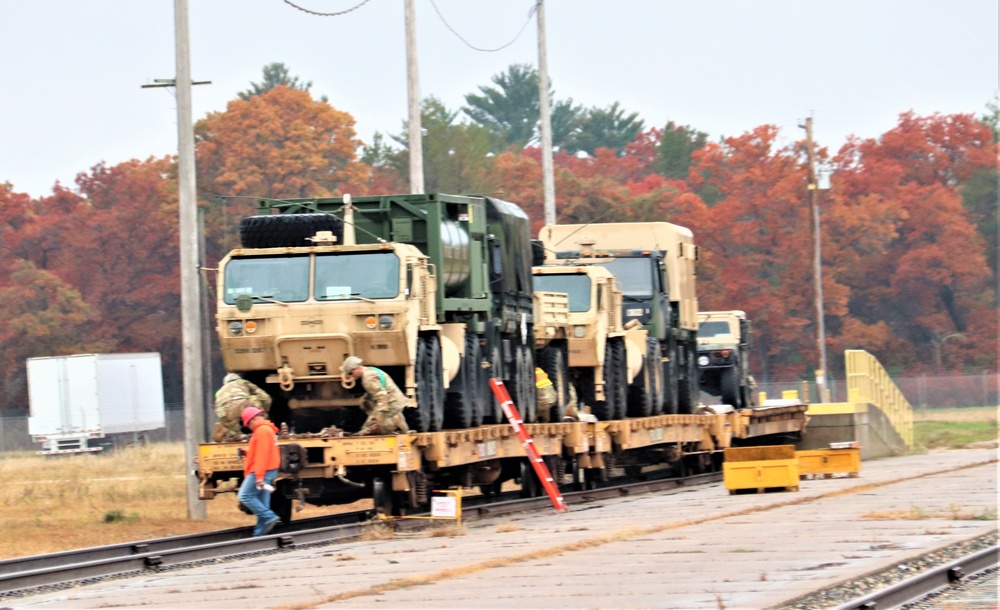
[241,406,264,428]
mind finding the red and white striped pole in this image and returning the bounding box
[489,378,568,512]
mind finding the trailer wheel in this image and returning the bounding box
[372,476,393,517]
[720,366,741,408]
[538,344,568,423]
[518,460,541,498]
[240,213,343,249]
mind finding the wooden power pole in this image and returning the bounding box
[800,116,830,403]
[536,0,556,225]
[405,0,424,194]
[174,0,207,519]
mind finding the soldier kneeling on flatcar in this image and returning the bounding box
[341,356,410,436]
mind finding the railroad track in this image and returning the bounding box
[834,544,999,610]
[0,469,719,597]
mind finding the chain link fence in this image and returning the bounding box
[2,372,996,453]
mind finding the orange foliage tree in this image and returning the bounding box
[830,112,996,371]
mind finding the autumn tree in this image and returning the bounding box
[831,112,996,371]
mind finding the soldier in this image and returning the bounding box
[535,367,558,422]
[213,372,272,441]
[341,356,410,436]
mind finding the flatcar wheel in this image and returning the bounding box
[519,460,541,498]
[270,481,294,524]
[372,476,393,517]
[478,480,503,498]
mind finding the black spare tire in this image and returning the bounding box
[240,213,344,249]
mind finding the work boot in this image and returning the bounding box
[212,422,228,443]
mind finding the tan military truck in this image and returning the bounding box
[538,222,699,414]
[697,310,754,409]
[532,263,657,421]
[217,193,537,438]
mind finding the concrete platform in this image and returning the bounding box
[11,448,997,610]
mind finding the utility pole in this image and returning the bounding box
[536,0,556,225]
[800,116,829,403]
[174,0,206,519]
[404,0,424,193]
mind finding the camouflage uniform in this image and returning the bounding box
[356,366,410,436]
[214,373,272,439]
[535,367,558,423]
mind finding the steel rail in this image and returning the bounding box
[834,544,999,610]
[0,470,719,596]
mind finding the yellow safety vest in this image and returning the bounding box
[535,367,553,388]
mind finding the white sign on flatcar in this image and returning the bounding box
[431,496,458,518]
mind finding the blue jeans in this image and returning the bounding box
[237,469,279,536]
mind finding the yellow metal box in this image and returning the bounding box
[796,444,861,479]
[723,445,799,493]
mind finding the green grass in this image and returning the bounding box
[914,420,997,449]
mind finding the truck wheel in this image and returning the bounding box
[610,339,628,420]
[589,341,616,421]
[538,344,568,423]
[662,339,679,415]
[240,213,343,249]
[677,343,698,414]
[513,345,537,423]
[627,338,657,418]
[407,335,444,432]
[720,366,741,408]
[444,335,479,429]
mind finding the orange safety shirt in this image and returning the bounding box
[244,421,281,479]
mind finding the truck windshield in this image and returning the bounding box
[533,274,591,312]
[700,320,733,338]
[315,251,400,300]
[224,255,310,304]
[597,258,654,298]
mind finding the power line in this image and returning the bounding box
[429,0,534,53]
[282,0,372,17]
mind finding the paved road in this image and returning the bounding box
[11,448,997,610]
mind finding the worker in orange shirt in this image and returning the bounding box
[237,406,282,536]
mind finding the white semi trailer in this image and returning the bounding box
[27,353,165,454]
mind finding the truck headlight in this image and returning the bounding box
[698,355,709,366]
[573,325,586,338]
[378,315,394,330]
[228,321,243,336]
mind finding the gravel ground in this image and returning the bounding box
[775,530,999,609]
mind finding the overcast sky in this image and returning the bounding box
[2,0,997,198]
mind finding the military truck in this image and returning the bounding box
[538,222,699,414]
[216,193,536,435]
[697,310,753,409]
[532,263,658,421]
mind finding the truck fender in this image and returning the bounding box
[438,325,465,387]
[623,327,650,384]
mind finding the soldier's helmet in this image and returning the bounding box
[223,372,242,385]
[341,356,363,376]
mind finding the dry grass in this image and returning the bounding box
[862,505,998,521]
[495,523,522,533]
[913,406,997,424]
[0,442,367,559]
